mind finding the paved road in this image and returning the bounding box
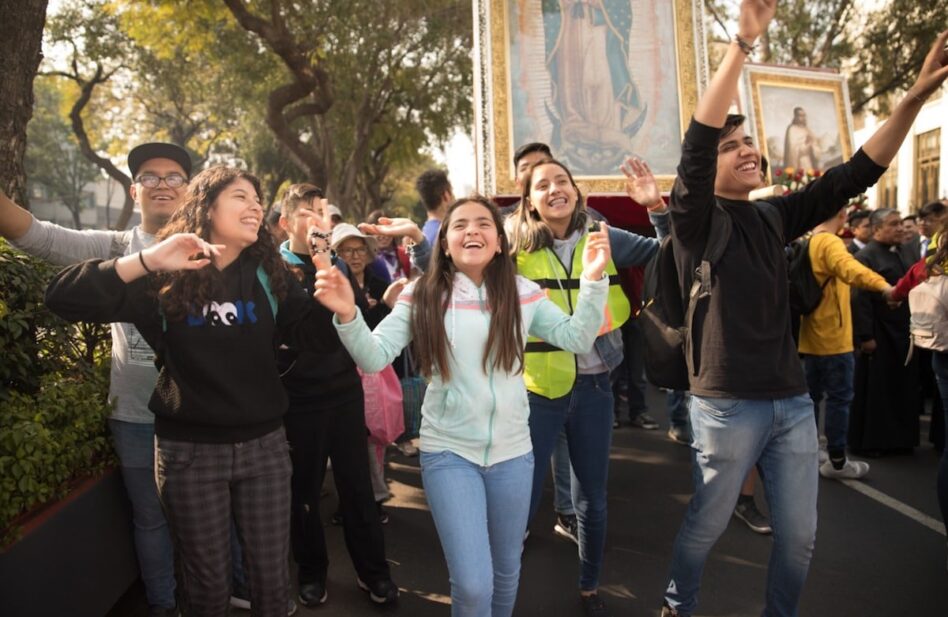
[113,386,947,616]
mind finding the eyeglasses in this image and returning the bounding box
[336,246,369,258]
[136,173,187,189]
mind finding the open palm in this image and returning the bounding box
[620,157,662,210]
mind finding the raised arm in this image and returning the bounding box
[694,0,776,129]
[358,216,431,274]
[2,189,122,264]
[861,31,948,167]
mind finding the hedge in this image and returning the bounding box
[0,239,114,544]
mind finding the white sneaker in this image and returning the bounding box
[819,458,869,479]
[818,446,829,464]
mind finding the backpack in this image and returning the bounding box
[909,275,948,352]
[787,236,831,317]
[640,202,782,390]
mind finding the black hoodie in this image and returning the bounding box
[45,252,340,442]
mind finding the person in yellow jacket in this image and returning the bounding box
[799,206,896,479]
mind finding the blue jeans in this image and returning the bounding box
[931,352,948,535]
[664,394,818,617]
[803,353,855,452]
[420,450,534,617]
[666,390,691,429]
[528,372,613,590]
[552,429,575,515]
[108,419,176,610]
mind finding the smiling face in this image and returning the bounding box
[130,157,189,232]
[715,126,762,200]
[442,201,501,284]
[207,178,263,250]
[337,237,370,276]
[527,162,579,230]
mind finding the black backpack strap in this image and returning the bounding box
[694,206,732,298]
[754,200,785,244]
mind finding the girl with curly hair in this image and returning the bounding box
[45,166,339,617]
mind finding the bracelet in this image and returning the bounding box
[734,35,757,56]
[311,247,330,255]
[908,90,926,104]
[138,251,154,274]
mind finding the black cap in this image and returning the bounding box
[127,142,192,179]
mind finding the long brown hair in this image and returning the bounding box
[155,166,289,321]
[508,158,588,254]
[410,196,524,381]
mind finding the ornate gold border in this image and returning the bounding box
[488,0,702,195]
[748,71,853,182]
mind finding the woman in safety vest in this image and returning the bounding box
[508,157,667,616]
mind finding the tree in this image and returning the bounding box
[703,1,947,115]
[40,0,137,228]
[25,80,102,229]
[141,0,473,222]
[0,0,49,209]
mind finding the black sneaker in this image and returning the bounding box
[299,580,328,607]
[580,592,611,616]
[629,413,659,430]
[377,501,390,524]
[357,577,399,604]
[553,512,579,545]
[733,499,773,534]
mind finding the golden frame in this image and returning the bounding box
[473,0,708,195]
[741,64,854,182]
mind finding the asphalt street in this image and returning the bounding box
[112,385,947,617]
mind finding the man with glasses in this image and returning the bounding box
[0,142,191,617]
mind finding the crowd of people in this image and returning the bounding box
[2,2,948,616]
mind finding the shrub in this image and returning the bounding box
[0,239,114,544]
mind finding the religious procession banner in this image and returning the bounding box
[473,0,710,196]
[739,63,855,184]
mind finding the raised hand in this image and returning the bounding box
[382,277,409,309]
[737,0,777,41]
[298,198,335,271]
[581,224,612,281]
[909,30,948,102]
[142,233,223,273]
[314,266,357,322]
[620,156,664,212]
[358,217,425,244]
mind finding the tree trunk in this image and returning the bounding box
[0,0,49,209]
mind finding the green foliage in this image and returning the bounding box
[25,80,102,230]
[704,1,947,115]
[0,239,113,544]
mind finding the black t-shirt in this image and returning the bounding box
[669,119,886,399]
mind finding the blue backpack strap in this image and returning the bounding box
[256,264,278,318]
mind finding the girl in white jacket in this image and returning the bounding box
[313,196,611,617]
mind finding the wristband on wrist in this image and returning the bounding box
[734,34,758,56]
[139,251,155,274]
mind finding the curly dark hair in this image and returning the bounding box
[155,166,290,321]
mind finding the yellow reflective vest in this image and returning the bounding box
[516,233,631,398]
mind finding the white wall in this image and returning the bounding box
[854,93,948,214]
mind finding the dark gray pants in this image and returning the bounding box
[156,427,292,617]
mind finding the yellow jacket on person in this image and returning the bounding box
[798,232,889,356]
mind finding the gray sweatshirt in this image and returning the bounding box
[12,216,157,424]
